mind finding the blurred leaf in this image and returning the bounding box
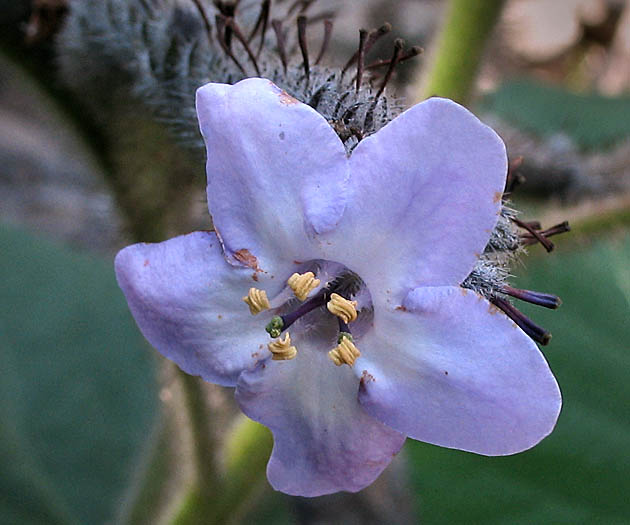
[483,80,630,150]
[0,224,158,524]
[408,235,630,523]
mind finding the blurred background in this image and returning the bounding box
[1,0,629,523]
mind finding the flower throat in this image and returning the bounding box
[243,266,369,367]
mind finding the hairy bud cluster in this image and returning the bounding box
[57,0,567,344]
[58,0,401,152]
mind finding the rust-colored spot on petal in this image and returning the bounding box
[395,305,407,312]
[143,259,150,267]
[361,370,376,381]
[233,249,260,271]
[278,90,298,105]
[360,370,376,390]
[493,191,503,204]
[252,272,259,282]
[459,287,469,296]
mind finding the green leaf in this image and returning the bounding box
[408,236,630,523]
[482,80,630,150]
[0,224,158,524]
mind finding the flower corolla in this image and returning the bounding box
[115,78,561,496]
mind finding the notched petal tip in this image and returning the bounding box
[197,76,349,272]
[236,350,406,497]
[419,96,508,175]
[329,91,508,298]
[195,82,231,134]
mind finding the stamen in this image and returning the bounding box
[297,15,310,86]
[266,290,328,337]
[247,0,268,41]
[271,19,288,73]
[190,0,214,47]
[213,0,238,17]
[213,1,238,47]
[365,46,423,70]
[363,38,403,131]
[215,15,246,74]
[328,333,360,366]
[521,221,571,246]
[288,272,321,301]
[327,293,358,323]
[223,17,261,76]
[342,23,392,75]
[365,23,393,54]
[502,285,562,309]
[315,19,333,65]
[268,332,298,361]
[248,0,270,57]
[512,217,554,252]
[355,28,369,93]
[491,297,552,346]
[264,273,366,340]
[375,38,404,101]
[243,287,270,315]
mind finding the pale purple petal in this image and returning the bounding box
[321,97,507,304]
[115,231,274,386]
[235,334,406,496]
[196,78,349,277]
[355,286,561,455]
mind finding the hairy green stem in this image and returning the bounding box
[422,0,506,105]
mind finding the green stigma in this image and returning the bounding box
[265,316,284,338]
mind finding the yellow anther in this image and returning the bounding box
[242,287,270,315]
[328,336,360,367]
[268,332,297,361]
[287,272,321,301]
[326,293,358,323]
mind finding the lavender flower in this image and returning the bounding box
[115,77,561,497]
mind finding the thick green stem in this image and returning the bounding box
[422,0,506,105]
[178,371,221,495]
[171,416,273,525]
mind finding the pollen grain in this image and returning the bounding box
[327,293,358,323]
[268,332,297,361]
[287,271,320,301]
[243,287,270,315]
[329,336,360,367]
